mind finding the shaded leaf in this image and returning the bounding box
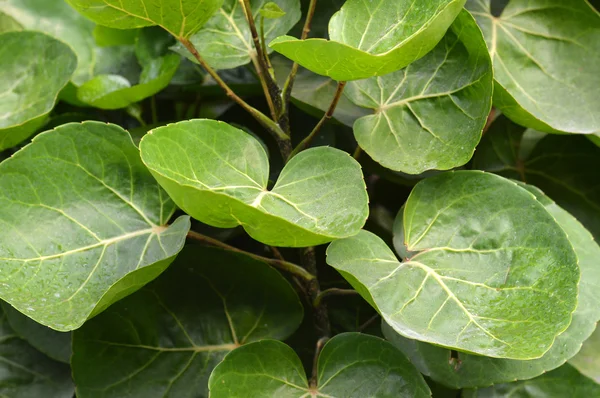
[270,0,466,81]
[0,305,74,398]
[383,184,600,388]
[135,26,176,65]
[66,0,224,38]
[0,122,190,331]
[209,333,431,397]
[570,325,600,384]
[327,171,579,359]
[72,245,302,398]
[174,0,300,70]
[0,31,77,151]
[140,119,368,247]
[93,25,139,46]
[465,0,600,134]
[346,10,493,174]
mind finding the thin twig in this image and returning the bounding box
[267,246,285,261]
[186,231,315,281]
[310,337,329,389]
[358,314,381,333]
[288,81,347,159]
[313,288,359,307]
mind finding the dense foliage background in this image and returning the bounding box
[0,0,599,396]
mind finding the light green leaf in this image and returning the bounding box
[93,25,139,46]
[327,171,579,359]
[346,10,493,174]
[383,183,600,388]
[0,122,190,331]
[0,10,22,31]
[66,0,224,38]
[72,245,302,398]
[140,119,368,247]
[570,325,600,384]
[173,0,300,70]
[464,364,600,398]
[0,31,77,151]
[209,333,431,398]
[0,305,74,398]
[1,302,72,364]
[270,0,466,81]
[465,0,600,134]
[260,2,285,18]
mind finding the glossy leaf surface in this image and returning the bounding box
[270,0,466,80]
[0,305,74,398]
[383,184,600,388]
[0,122,190,331]
[140,119,368,247]
[66,0,224,38]
[466,0,600,134]
[327,171,579,359]
[0,31,76,150]
[175,0,300,70]
[209,333,430,397]
[72,246,302,398]
[346,11,493,174]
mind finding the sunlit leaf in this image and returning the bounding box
[0,122,190,331]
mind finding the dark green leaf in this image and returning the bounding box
[209,333,431,397]
[346,10,493,174]
[327,171,579,359]
[0,122,190,331]
[93,25,139,46]
[140,119,368,247]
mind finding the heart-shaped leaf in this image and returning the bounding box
[270,0,466,81]
[0,304,75,397]
[463,364,600,398]
[383,183,600,388]
[209,333,431,398]
[327,171,579,359]
[570,325,600,384]
[140,119,368,247]
[72,245,302,398]
[0,31,77,150]
[465,0,600,134]
[66,0,224,38]
[345,10,493,174]
[0,122,190,331]
[174,0,300,70]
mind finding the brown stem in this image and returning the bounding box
[302,247,331,339]
[186,231,315,281]
[288,81,347,159]
[309,337,329,389]
[313,288,359,307]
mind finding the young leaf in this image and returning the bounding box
[465,0,600,134]
[260,2,286,19]
[0,122,190,331]
[72,246,303,398]
[209,333,431,397]
[463,364,600,397]
[66,0,224,38]
[570,326,600,384]
[383,184,600,388]
[0,31,77,151]
[173,0,301,70]
[327,171,579,360]
[270,0,467,81]
[0,305,74,397]
[139,119,368,247]
[345,10,493,174]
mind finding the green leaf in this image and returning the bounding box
[0,305,74,398]
[0,31,77,151]
[260,2,286,18]
[346,10,493,174]
[270,0,467,81]
[0,11,22,31]
[72,245,302,398]
[464,364,600,398]
[1,302,72,364]
[473,115,600,240]
[135,26,176,66]
[77,53,181,109]
[66,0,224,38]
[465,0,600,134]
[327,171,579,359]
[383,184,600,388]
[209,333,431,397]
[570,325,600,384]
[93,25,139,46]
[0,122,190,331]
[174,0,300,70]
[139,119,368,247]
